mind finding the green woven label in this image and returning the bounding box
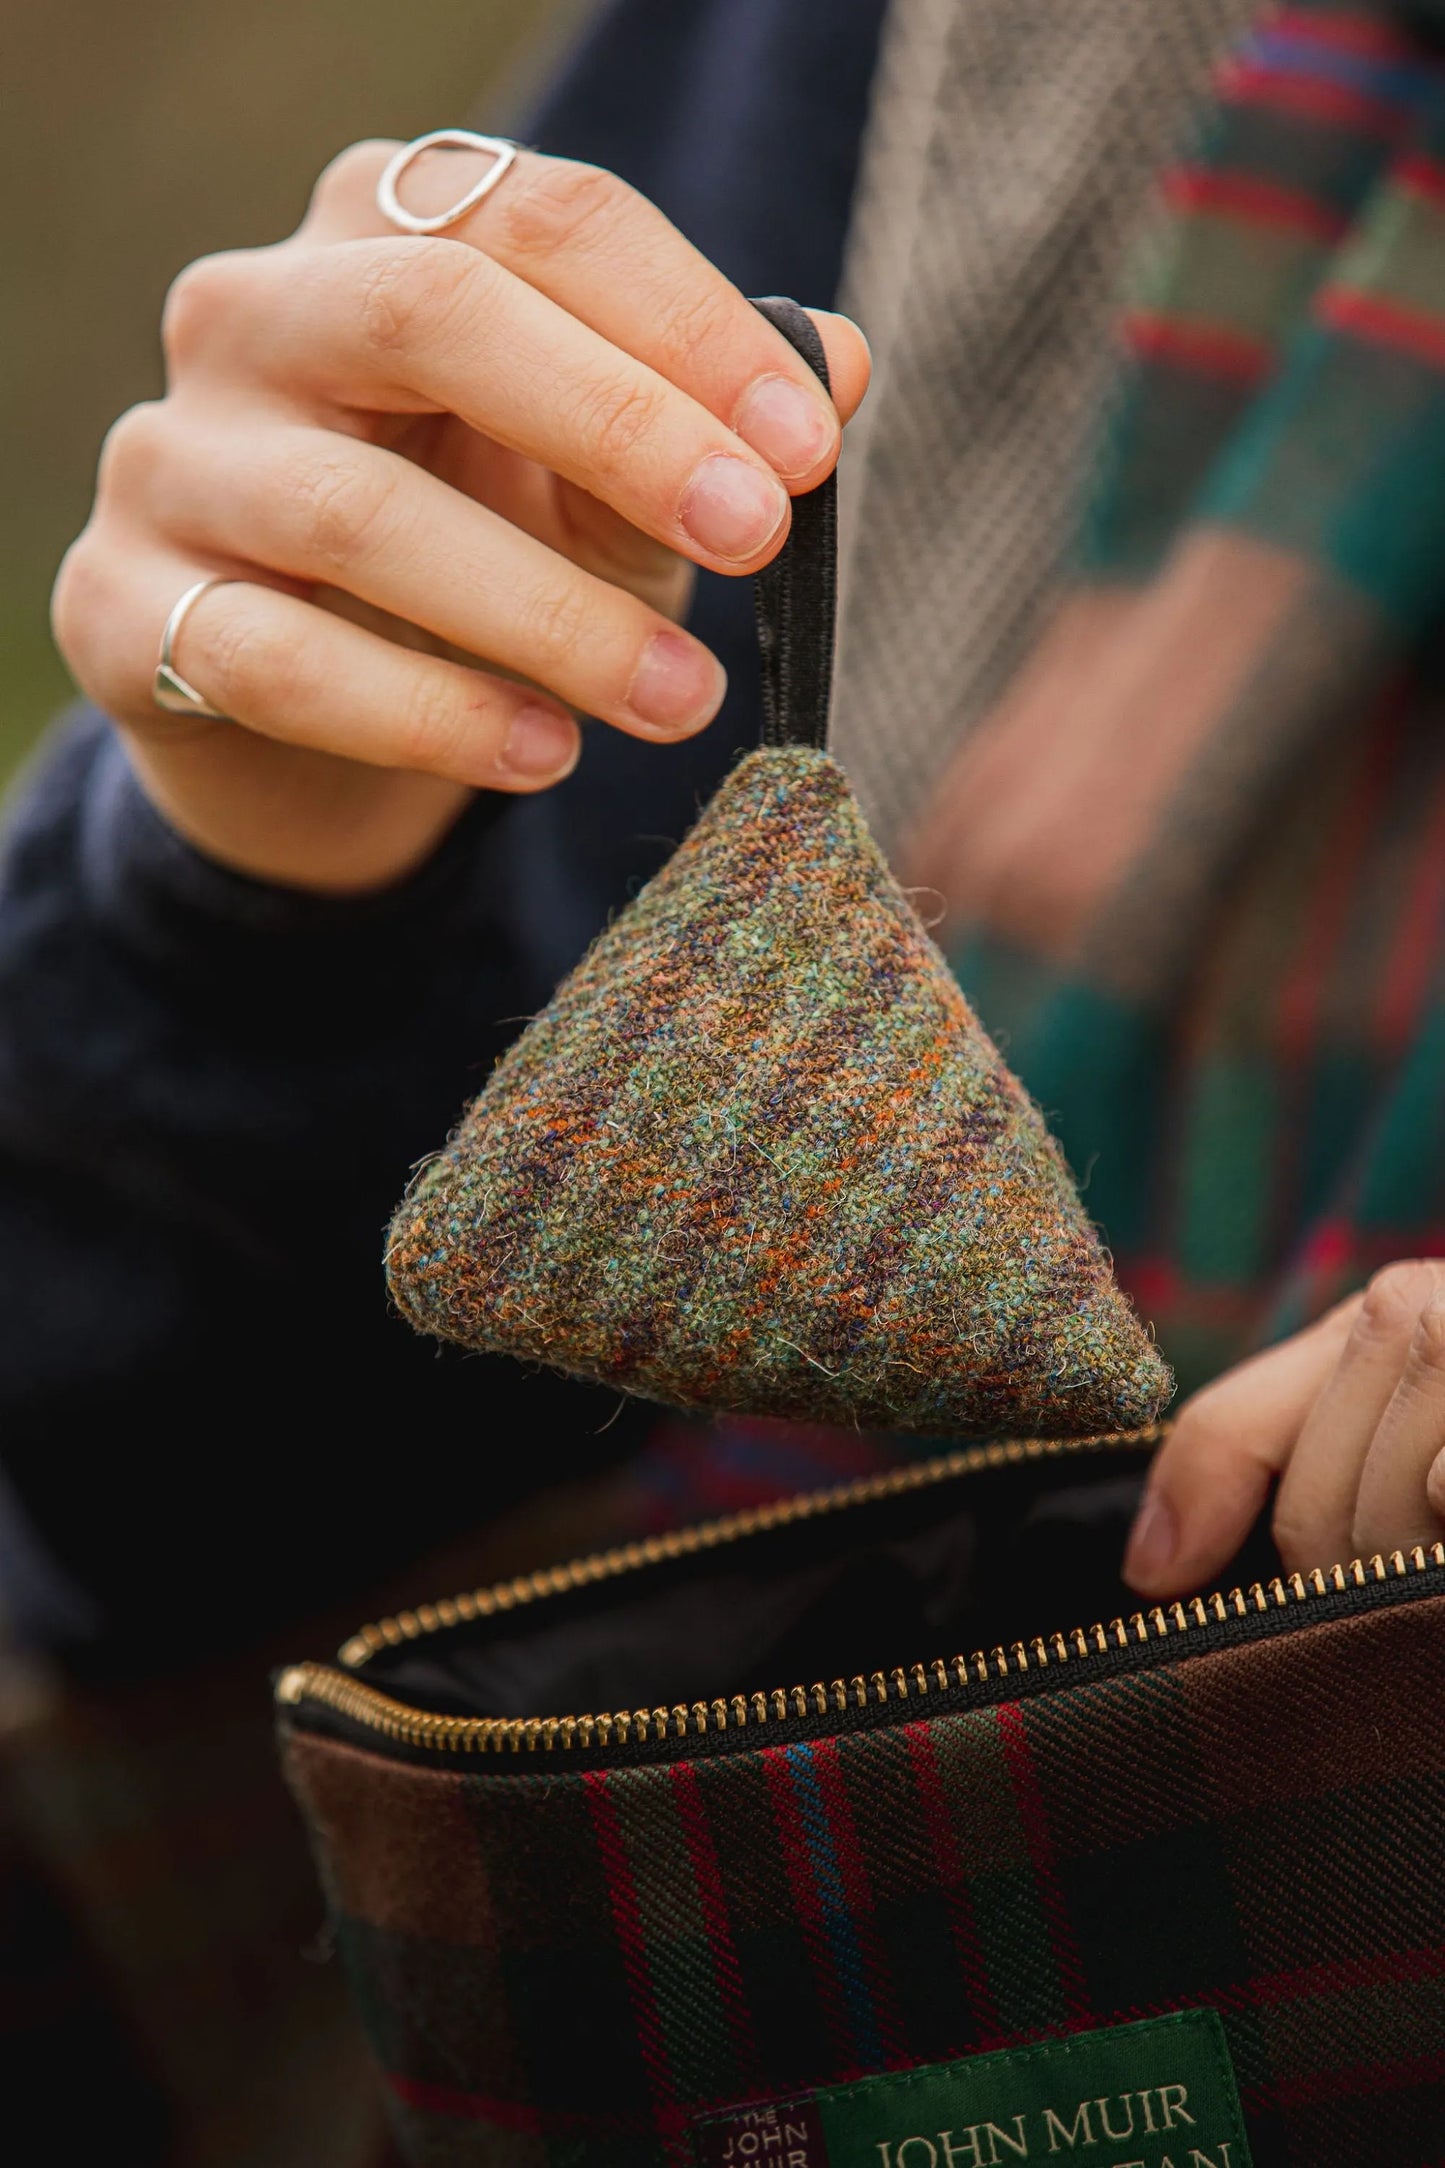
[694,2011,1251,2168]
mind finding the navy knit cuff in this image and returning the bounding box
[75,711,503,948]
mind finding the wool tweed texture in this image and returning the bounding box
[386,748,1170,1436]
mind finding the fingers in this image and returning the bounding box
[302,139,871,449]
[56,544,582,793]
[1274,1259,1445,1570]
[186,237,795,574]
[1123,1297,1358,1597]
[434,429,693,620]
[165,144,873,593]
[135,416,726,742]
[1354,1288,1445,1556]
[1123,1260,1445,1601]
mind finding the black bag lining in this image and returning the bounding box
[356,1445,1282,1723]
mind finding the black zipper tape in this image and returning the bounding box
[281,1557,1445,1773]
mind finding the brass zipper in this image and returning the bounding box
[276,1425,1445,1758]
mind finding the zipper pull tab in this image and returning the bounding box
[750,296,836,753]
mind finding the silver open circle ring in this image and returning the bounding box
[153,577,241,723]
[375,130,520,236]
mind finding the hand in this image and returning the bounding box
[53,140,869,892]
[1124,1261,1445,1597]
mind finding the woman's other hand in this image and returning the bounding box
[1125,1261,1445,1595]
[52,141,869,892]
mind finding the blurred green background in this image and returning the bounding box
[2,0,584,780]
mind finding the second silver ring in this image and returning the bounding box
[153,577,242,723]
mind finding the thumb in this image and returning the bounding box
[1123,1301,1357,1598]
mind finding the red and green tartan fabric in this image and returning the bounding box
[283,1588,1445,2166]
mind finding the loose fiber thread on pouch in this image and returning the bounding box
[386,746,1170,1438]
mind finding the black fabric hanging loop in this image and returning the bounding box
[749,297,837,752]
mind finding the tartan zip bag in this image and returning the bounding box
[277,1425,1445,2166]
[278,307,1445,2163]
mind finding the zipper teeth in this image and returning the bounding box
[278,1539,1445,1756]
[273,1418,1443,1756]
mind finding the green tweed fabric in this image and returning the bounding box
[386,748,1170,1436]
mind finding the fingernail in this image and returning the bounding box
[1124,1489,1178,1589]
[734,373,836,477]
[679,455,788,561]
[501,703,579,782]
[626,631,727,735]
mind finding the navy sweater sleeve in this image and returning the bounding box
[0,0,885,1669]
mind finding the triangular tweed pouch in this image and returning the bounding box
[385,301,1170,1437]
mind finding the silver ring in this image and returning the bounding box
[153,578,239,722]
[375,131,519,236]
